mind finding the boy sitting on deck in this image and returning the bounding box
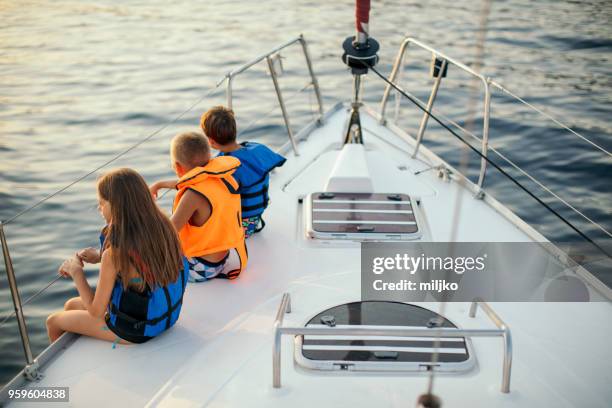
[150,131,247,282]
[200,106,286,237]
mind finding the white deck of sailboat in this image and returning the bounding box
[7,104,612,407]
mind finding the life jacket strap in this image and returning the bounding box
[241,184,268,199]
[109,301,180,329]
[222,178,240,194]
[161,287,172,330]
[242,201,268,212]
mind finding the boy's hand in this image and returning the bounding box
[150,182,162,199]
[150,179,178,200]
[77,247,101,264]
[58,256,84,279]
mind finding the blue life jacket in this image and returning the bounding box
[100,230,189,342]
[219,142,286,219]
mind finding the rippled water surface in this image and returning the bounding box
[1,0,611,386]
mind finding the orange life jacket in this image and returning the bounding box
[173,156,247,279]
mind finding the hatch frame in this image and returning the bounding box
[292,301,476,373]
[273,293,513,393]
[304,192,424,241]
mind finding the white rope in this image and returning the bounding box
[0,182,179,331]
[2,83,223,226]
[0,82,224,330]
[427,0,492,397]
[0,274,64,329]
[488,145,612,238]
[489,80,612,158]
[0,79,314,329]
[396,87,612,239]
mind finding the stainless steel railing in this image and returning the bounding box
[469,298,512,393]
[378,37,612,241]
[219,34,324,156]
[0,223,38,380]
[272,293,513,393]
[379,37,492,190]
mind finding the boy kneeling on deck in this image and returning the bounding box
[151,131,247,282]
[201,106,286,237]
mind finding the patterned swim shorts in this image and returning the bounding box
[186,252,229,282]
[242,216,263,238]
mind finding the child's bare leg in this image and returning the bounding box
[46,310,131,344]
[64,297,86,311]
[46,312,65,342]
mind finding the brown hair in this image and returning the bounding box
[171,131,211,169]
[200,106,236,146]
[98,168,183,290]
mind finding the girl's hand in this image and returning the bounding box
[58,256,84,279]
[77,247,101,264]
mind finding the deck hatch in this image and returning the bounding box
[305,192,422,240]
[295,301,474,372]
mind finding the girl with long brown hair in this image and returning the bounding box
[46,168,188,344]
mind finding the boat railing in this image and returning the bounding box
[377,37,612,244]
[219,34,324,156]
[272,293,513,393]
[379,37,491,188]
[0,35,324,393]
[0,223,36,380]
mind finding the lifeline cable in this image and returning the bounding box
[0,274,63,329]
[426,1,492,394]
[1,84,223,226]
[0,173,176,330]
[0,61,304,329]
[489,80,612,158]
[365,62,612,259]
[384,84,612,239]
[0,83,222,327]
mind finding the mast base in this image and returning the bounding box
[341,36,379,75]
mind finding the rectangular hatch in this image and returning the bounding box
[305,192,422,240]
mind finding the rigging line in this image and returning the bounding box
[413,165,441,175]
[426,0,493,397]
[157,187,173,200]
[489,80,612,158]
[366,64,612,258]
[488,145,612,239]
[1,70,281,327]
[396,86,482,144]
[2,84,223,226]
[402,87,612,239]
[0,184,176,331]
[427,145,472,394]
[0,274,64,330]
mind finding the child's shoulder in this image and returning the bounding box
[221,141,271,158]
[221,141,285,177]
